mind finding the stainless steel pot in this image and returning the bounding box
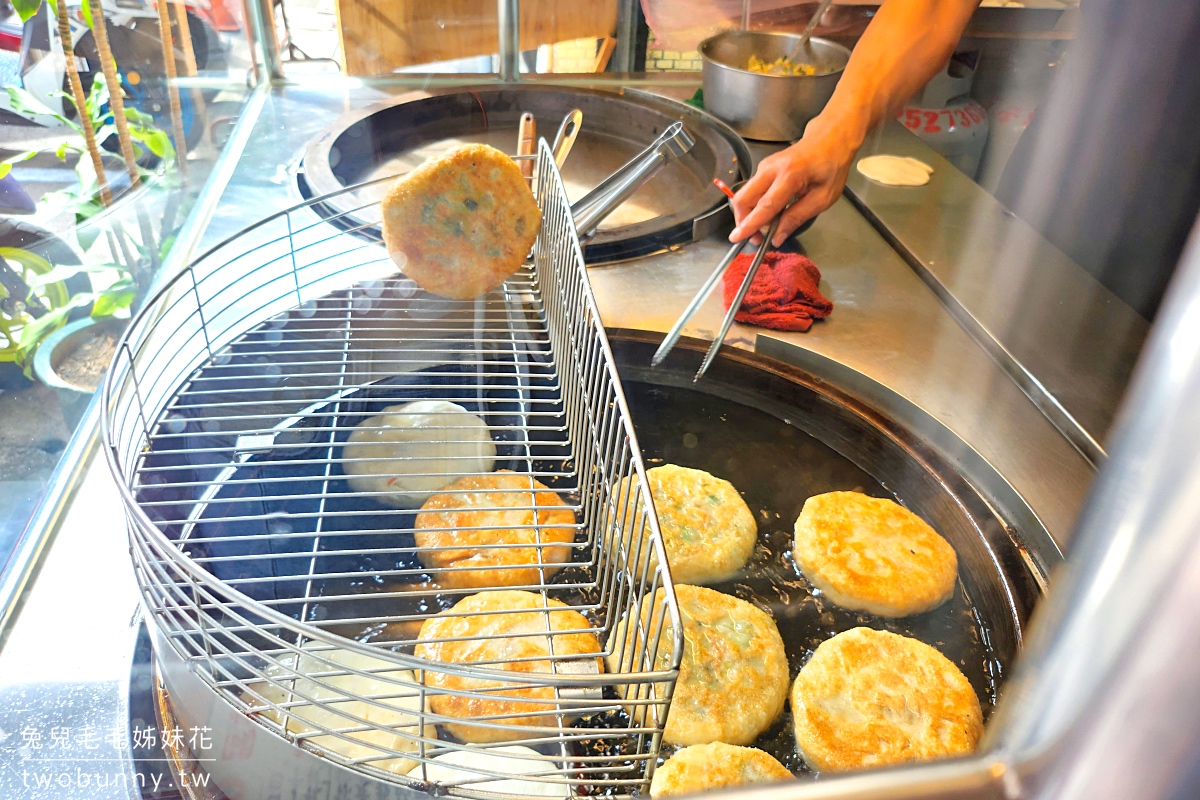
[700,30,851,142]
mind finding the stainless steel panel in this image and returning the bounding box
[845,121,1148,462]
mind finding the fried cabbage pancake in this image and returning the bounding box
[606,585,788,746]
[381,143,541,300]
[791,627,983,772]
[415,590,602,743]
[793,492,958,617]
[414,471,577,590]
[617,464,757,585]
[650,742,793,798]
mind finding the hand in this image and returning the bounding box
[729,122,859,247]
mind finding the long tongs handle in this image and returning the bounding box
[551,109,583,168]
[694,217,781,382]
[650,238,750,368]
[571,121,695,239]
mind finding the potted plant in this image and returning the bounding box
[21,259,138,426]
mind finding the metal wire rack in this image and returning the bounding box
[102,140,683,798]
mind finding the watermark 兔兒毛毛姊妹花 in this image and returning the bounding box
[15,720,214,794]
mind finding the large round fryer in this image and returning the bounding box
[299,86,753,263]
[130,325,1046,798]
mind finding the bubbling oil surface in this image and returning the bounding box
[616,380,1004,776]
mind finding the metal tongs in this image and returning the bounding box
[571,121,695,238]
[652,180,782,382]
[513,115,694,239]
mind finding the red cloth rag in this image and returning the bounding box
[721,251,833,332]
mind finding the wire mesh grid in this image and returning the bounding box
[102,140,683,797]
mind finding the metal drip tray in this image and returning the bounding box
[299,86,752,263]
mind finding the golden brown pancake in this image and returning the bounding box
[650,742,793,798]
[791,627,983,772]
[607,585,789,746]
[619,464,757,585]
[381,143,541,300]
[415,590,603,743]
[792,492,958,617]
[414,471,577,590]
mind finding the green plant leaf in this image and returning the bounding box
[80,0,92,29]
[76,219,100,252]
[15,292,95,361]
[124,106,156,126]
[32,261,129,287]
[91,277,136,318]
[87,73,111,122]
[137,128,175,160]
[0,149,39,180]
[12,0,44,23]
[4,86,62,122]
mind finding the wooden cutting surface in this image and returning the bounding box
[336,0,618,76]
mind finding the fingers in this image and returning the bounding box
[729,164,776,227]
[771,191,827,246]
[730,176,805,242]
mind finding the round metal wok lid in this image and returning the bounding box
[299,86,753,263]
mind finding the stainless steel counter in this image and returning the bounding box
[0,76,1130,798]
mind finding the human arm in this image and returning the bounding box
[729,0,981,245]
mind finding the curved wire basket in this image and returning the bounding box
[102,140,682,798]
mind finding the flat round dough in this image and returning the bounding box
[381,143,541,300]
[252,645,428,775]
[792,491,958,617]
[607,585,789,746]
[791,627,983,772]
[856,155,933,187]
[415,590,603,743]
[650,742,793,798]
[342,400,496,508]
[406,746,569,797]
[415,470,577,589]
[619,464,757,585]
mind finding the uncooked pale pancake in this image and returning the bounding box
[792,491,958,617]
[381,143,541,300]
[616,464,757,585]
[414,470,577,589]
[415,590,603,743]
[791,627,983,772]
[342,400,496,508]
[606,585,789,746]
[252,645,427,775]
[650,742,793,798]
[856,155,934,187]
[406,746,569,797]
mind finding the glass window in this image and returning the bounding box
[0,0,253,563]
